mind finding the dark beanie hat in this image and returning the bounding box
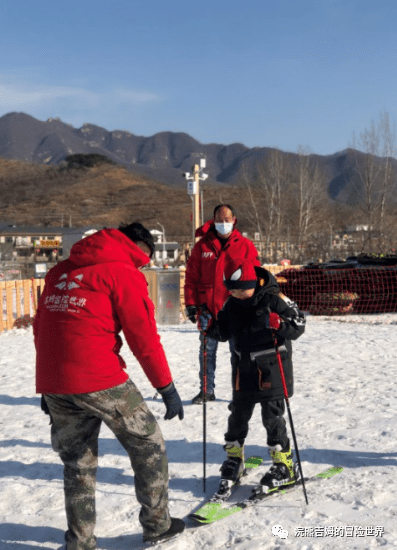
[118,222,155,258]
[223,257,257,290]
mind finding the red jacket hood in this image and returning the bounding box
[195,219,238,238]
[69,228,151,269]
[35,227,172,393]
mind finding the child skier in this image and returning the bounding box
[199,257,306,498]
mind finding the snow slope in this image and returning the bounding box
[1,316,397,549]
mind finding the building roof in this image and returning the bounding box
[0,221,16,232]
[0,225,102,237]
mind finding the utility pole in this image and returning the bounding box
[193,164,200,241]
[183,159,208,244]
[157,222,166,266]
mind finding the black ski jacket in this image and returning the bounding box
[207,267,306,399]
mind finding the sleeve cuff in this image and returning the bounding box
[156,382,174,394]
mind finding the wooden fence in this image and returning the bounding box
[0,279,45,333]
[0,266,298,333]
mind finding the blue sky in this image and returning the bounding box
[0,0,396,155]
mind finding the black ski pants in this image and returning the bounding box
[225,391,289,450]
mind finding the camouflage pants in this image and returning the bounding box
[44,379,171,550]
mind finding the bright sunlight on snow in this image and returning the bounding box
[1,315,397,549]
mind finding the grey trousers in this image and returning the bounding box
[44,379,171,550]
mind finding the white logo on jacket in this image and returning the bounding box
[47,273,87,312]
[55,273,84,290]
[202,252,214,258]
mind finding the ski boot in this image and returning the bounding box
[253,445,299,497]
[213,441,245,501]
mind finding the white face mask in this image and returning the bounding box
[215,222,234,235]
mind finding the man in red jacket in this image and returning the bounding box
[34,222,185,549]
[184,205,260,404]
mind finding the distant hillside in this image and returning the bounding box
[0,158,245,237]
[2,111,397,204]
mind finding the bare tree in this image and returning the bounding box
[291,146,327,261]
[350,111,397,252]
[260,149,291,261]
[355,122,381,251]
[240,162,264,234]
[239,150,292,262]
[378,111,396,248]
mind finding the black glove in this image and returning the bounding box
[198,310,212,332]
[185,305,198,324]
[157,382,184,420]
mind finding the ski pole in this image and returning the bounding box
[202,330,208,493]
[271,329,309,505]
[198,304,209,493]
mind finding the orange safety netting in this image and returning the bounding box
[276,265,397,315]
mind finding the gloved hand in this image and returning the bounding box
[157,382,184,420]
[267,312,281,330]
[198,310,212,332]
[185,305,198,324]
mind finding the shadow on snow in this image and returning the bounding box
[0,523,147,550]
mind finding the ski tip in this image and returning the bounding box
[315,466,343,479]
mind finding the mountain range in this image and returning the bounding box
[1,112,397,205]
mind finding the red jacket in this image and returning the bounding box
[34,228,173,394]
[184,221,260,318]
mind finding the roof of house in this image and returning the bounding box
[0,225,103,237]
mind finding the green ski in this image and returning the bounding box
[189,466,343,524]
[188,456,263,524]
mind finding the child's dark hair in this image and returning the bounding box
[213,204,235,217]
[118,222,155,258]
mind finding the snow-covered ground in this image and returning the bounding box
[1,315,397,549]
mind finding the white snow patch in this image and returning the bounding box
[0,318,396,548]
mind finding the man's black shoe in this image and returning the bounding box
[192,391,215,404]
[143,517,185,544]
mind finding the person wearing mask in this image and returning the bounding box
[184,204,260,403]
